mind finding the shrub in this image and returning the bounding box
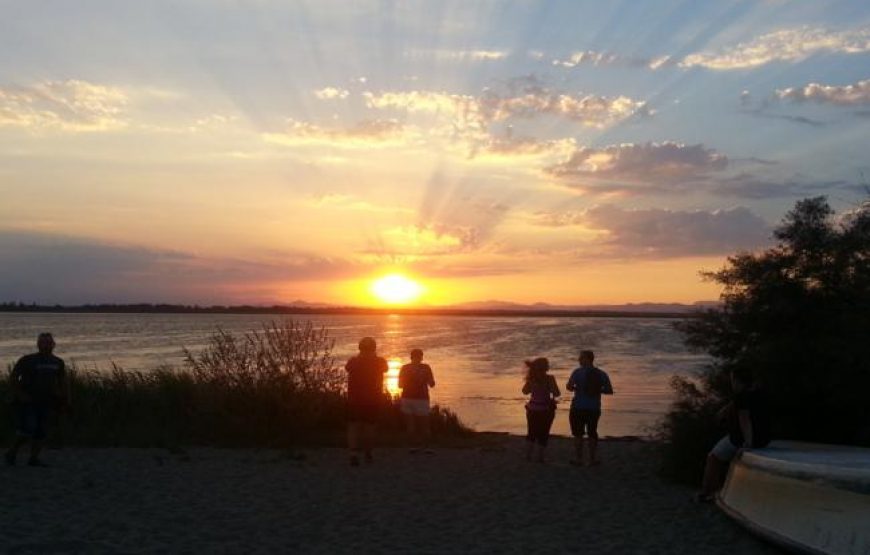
[2,320,470,448]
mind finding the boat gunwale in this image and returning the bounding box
[740,444,870,496]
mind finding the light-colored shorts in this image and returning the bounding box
[711,435,740,462]
[400,398,431,417]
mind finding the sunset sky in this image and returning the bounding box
[2,0,869,306]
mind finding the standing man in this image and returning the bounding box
[399,348,436,453]
[566,350,613,467]
[5,333,68,467]
[345,337,388,466]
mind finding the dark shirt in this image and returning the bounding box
[12,353,66,406]
[399,363,434,400]
[345,354,388,406]
[729,388,771,448]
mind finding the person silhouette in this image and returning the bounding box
[522,357,560,463]
[5,333,68,467]
[566,350,613,467]
[399,348,436,453]
[344,337,388,466]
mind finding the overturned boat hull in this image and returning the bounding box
[718,441,870,555]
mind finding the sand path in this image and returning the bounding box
[1,437,777,554]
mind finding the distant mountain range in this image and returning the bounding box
[1,300,719,316]
[444,300,719,313]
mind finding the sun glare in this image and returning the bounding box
[371,274,424,305]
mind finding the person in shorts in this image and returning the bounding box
[522,357,560,463]
[398,349,436,453]
[345,337,388,466]
[697,366,771,501]
[566,350,613,467]
[5,333,68,467]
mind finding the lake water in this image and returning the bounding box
[0,312,708,437]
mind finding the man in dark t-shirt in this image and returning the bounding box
[5,333,68,467]
[698,366,771,501]
[345,337,388,466]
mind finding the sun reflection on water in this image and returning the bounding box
[385,358,402,397]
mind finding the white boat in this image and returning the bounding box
[718,441,870,555]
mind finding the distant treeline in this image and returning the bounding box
[0,302,694,319]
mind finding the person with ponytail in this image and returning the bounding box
[522,357,560,462]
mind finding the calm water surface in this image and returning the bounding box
[0,312,708,437]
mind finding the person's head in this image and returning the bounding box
[730,367,753,392]
[579,350,594,367]
[524,357,549,382]
[37,332,55,354]
[358,337,377,355]
[410,348,423,362]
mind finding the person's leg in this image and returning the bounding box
[363,423,375,462]
[701,454,729,496]
[418,415,431,451]
[569,410,584,464]
[537,409,555,463]
[587,411,601,465]
[525,409,536,460]
[404,412,418,451]
[5,436,28,465]
[6,404,37,465]
[700,437,738,497]
[347,421,362,465]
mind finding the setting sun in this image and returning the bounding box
[371,274,424,305]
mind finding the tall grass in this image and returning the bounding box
[1,320,470,448]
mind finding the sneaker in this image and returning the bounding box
[27,458,49,468]
[4,451,15,466]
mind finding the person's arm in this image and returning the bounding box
[550,375,561,398]
[566,371,576,392]
[737,410,753,447]
[602,372,614,395]
[10,358,30,403]
[56,360,70,409]
[522,380,532,395]
[426,365,435,388]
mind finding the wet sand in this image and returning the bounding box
[1,437,777,554]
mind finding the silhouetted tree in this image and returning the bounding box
[661,196,870,481]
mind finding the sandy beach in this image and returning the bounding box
[1,436,777,554]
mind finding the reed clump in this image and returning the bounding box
[1,320,470,448]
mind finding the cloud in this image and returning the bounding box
[775,78,870,106]
[404,49,509,62]
[364,83,649,133]
[681,26,870,70]
[545,142,728,190]
[471,133,576,160]
[534,205,770,258]
[552,51,672,70]
[711,174,857,199]
[0,79,128,132]
[262,118,417,148]
[477,87,650,128]
[0,230,360,304]
[313,87,350,100]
